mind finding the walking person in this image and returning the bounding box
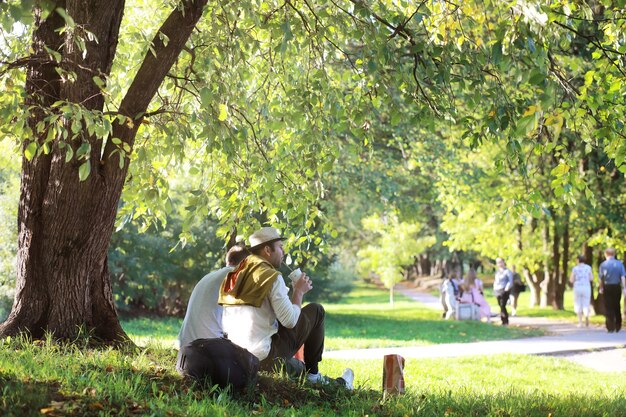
[494,258,513,325]
[598,248,626,333]
[509,266,525,317]
[570,255,593,328]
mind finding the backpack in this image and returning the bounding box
[178,337,260,391]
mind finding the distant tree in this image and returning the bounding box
[358,214,435,305]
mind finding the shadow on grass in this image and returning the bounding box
[0,366,174,417]
[0,372,68,417]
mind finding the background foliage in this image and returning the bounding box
[0,1,625,316]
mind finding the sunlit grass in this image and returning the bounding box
[121,282,543,351]
[1,334,625,417]
[324,283,542,350]
[1,282,623,417]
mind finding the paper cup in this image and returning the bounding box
[288,268,303,284]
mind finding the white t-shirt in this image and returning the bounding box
[571,263,592,290]
[222,276,300,360]
[177,266,233,349]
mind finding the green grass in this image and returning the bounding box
[120,283,543,352]
[1,335,625,417]
[324,284,542,349]
[2,282,623,416]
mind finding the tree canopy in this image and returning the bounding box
[0,1,625,338]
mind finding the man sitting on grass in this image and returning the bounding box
[219,226,353,389]
[176,244,250,372]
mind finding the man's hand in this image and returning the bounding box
[290,273,313,306]
[293,273,313,294]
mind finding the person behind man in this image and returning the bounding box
[493,258,513,325]
[570,254,593,328]
[598,248,626,333]
[219,227,353,388]
[509,265,525,317]
[176,244,250,372]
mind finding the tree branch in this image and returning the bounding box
[104,0,209,169]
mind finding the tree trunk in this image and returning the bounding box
[516,223,541,307]
[555,206,569,310]
[551,211,564,310]
[540,215,552,307]
[419,253,431,276]
[593,249,606,315]
[0,0,208,344]
[524,269,542,307]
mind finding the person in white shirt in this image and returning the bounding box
[219,227,353,388]
[493,258,513,325]
[440,276,459,320]
[570,255,593,327]
[175,244,250,372]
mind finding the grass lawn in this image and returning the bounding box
[2,336,625,417]
[324,284,542,349]
[2,282,624,416]
[122,282,543,350]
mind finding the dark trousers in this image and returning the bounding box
[603,284,622,332]
[261,303,325,375]
[496,291,510,325]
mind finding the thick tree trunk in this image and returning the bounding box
[0,0,208,343]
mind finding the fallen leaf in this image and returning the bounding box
[89,402,104,410]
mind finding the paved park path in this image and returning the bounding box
[325,282,626,372]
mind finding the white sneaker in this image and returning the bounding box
[340,368,354,390]
[306,372,330,385]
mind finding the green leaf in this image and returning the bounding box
[55,7,75,28]
[528,70,545,85]
[218,104,228,121]
[65,146,74,163]
[514,115,536,137]
[24,142,37,161]
[76,142,91,159]
[78,160,91,181]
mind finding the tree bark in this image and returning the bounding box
[540,214,552,307]
[419,253,431,276]
[524,269,542,307]
[555,207,569,310]
[0,0,208,344]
